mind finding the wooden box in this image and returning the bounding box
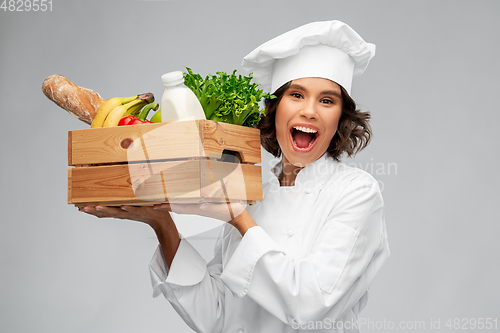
[68,120,262,206]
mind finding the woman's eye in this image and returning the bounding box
[320,99,334,104]
[291,93,303,99]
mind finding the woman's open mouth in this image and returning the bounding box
[289,125,319,152]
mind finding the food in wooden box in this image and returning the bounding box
[68,120,262,206]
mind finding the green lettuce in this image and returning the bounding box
[183,67,275,128]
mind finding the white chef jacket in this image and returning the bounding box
[149,154,390,332]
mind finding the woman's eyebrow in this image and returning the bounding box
[290,83,341,98]
[289,83,306,91]
[321,90,341,98]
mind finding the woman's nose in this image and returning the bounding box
[299,101,317,119]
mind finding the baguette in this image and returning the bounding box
[42,75,105,125]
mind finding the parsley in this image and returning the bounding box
[183,67,275,128]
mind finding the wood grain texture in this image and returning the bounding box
[200,160,262,202]
[67,168,72,204]
[69,159,262,206]
[67,130,73,166]
[69,120,261,166]
[200,121,261,164]
[69,122,200,165]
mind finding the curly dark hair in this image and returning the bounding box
[258,81,372,161]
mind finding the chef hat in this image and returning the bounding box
[241,20,375,95]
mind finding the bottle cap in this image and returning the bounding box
[161,71,184,87]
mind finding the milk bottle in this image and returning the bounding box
[160,71,206,122]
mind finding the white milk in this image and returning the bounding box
[160,71,206,122]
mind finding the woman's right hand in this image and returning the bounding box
[79,205,181,266]
[78,206,172,229]
[79,205,171,230]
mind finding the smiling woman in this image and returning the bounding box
[147,20,389,332]
[259,78,372,168]
[274,78,344,179]
[81,19,390,333]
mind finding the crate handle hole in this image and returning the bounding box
[220,150,242,163]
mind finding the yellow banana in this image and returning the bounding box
[91,95,138,128]
[102,99,148,127]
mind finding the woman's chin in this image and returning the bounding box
[282,148,322,168]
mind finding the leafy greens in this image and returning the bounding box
[183,67,275,128]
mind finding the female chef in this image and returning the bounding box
[81,20,390,332]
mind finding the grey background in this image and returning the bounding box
[1,0,499,332]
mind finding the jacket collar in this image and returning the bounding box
[271,153,339,190]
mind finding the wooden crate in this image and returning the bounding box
[68,120,262,206]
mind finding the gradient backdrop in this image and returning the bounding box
[1,0,499,332]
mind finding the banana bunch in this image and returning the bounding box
[91,93,155,128]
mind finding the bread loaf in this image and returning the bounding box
[42,75,105,125]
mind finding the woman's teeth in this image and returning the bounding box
[292,126,317,148]
[293,126,317,133]
[293,138,315,148]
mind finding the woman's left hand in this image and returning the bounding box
[153,201,246,223]
[154,201,257,235]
